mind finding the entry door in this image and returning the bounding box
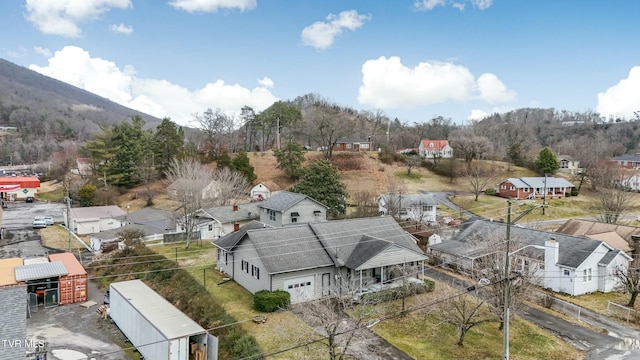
[322,273,330,296]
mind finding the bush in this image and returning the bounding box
[571,187,579,196]
[361,279,434,304]
[484,188,497,196]
[253,290,290,312]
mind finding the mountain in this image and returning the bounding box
[0,58,161,139]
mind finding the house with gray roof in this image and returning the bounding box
[213,216,427,302]
[193,202,260,240]
[496,177,575,200]
[429,219,631,296]
[377,193,438,223]
[63,205,126,235]
[114,207,178,231]
[258,190,328,227]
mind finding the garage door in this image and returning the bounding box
[284,275,315,302]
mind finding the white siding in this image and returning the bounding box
[110,285,170,360]
[271,266,336,301]
[260,198,327,227]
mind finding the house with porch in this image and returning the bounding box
[612,154,640,169]
[418,140,453,159]
[496,177,575,200]
[429,219,631,296]
[193,202,260,240]
[213,217,427,303]
[258,191,328,227]
[333,138,372,152]
[377,193,438,223]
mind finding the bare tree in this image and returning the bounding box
[351,190,379,218]
[436,290,496,346]
[614,264,640,307]
[382,175,407,220]
[305,103,356,160]
[211,167,250,206]
[193,108,234,160]
[405,155,422,176]
[461,161,497,201]
[164,158,214,248]
[590,162,635,224]
[449,129,492,165]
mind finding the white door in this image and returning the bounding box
[284,275,315,302]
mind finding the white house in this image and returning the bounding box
[63,205,126,235]
[250,181,280,202]
[418,140,453,159]
[167,179,221,200]
[378,193,438,224]
[557,155,581,175]
[193,202,260,240]
[429,219,632,296]
[213,217,427,303]
[616,173,640,192]
[258,191,328,227]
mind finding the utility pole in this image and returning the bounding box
[276,117,281,150]
[65,176,72,252]
[542,173,547,215]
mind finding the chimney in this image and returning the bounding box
[233,204,238,212]
[234,223,240,232]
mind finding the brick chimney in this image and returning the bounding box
[233,204,238,212]
[234,223,240,232]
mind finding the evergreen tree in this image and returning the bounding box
[291,159,347,218]
[76,184,97,207]
[216,150,232,169]
[153,117,184,175]
[273,141,305,178]
[535,147,560,175]
[231,149,256,183]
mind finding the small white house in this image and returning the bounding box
[557,155,581,175]
[378,193,438,224]
[63,205,126,235]
[418,140,452,159]
[250,181,280,202]
[194,202,260,240]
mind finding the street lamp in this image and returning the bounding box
[502,200,546,360]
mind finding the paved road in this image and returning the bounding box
[420,191,479,219]
[423,267,640,359]
[2,200,66,230]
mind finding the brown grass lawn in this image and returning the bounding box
[40,224,91,252]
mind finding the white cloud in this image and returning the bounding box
[414,0,493,11]
[33,46,51,57]
[476,73,516,103]
[257,77,274,88]
[301,10,371,50]
[110,23,133,34]
[414,0,446,11]
[468,109,489,121]
[28,46,278,126]
[168,0,257,13]
[25,0,132,37]
[596,66,640,120]
[358,56,516,109]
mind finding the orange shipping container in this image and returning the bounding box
[48,253,87,304]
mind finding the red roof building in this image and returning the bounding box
[0,176,40,201]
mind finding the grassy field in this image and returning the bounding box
[40,224,90,252]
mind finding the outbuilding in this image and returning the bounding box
[110,280,218,360]
[0,257,23,288]
[0,176,40,201]
[48,253,87,304]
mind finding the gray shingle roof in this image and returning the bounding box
[258,191,326,212]
[430,219,603,268]
[247,225,335,274]
[199,202,260,224]
[15,261,68,281]
[214,220,270,251]
[90,223,167,240]
[613,154,640,162]
[379,193,438,208]
[598,249,621,265]
[503,177,574,189]
[344,235,392,269]
[113,207,177,223]
[310,216,424,266]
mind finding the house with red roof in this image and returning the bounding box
[418,140,452,159]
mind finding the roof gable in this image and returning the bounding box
[258,191,327,212]
[213,220,270,251]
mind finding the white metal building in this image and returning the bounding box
[109,280,217,360]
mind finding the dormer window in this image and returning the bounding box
[429,142,434,147]
[313,210,322,216]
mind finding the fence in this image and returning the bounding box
[607,300,639,322]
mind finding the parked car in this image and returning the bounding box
[32,218,47,229]
[43,216,54,226]
[25,196,34,203]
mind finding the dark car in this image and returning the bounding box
[25,196,34,203]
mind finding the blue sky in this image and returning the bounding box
[1,0,640,127]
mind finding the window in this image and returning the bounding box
[422,205,433,212]
[346,143,352,149]
[251,265,260,279]
[291,212,300,217]
[523,188,529,192]
[313,210,322,216]
[360,143,369,149]
[242,260,249,273]
[509,186,515,190]
[563,269,570,276]
[208,224,213,231]
[269,210,276,221]
[291,217,298,223]
[583,268,592,282]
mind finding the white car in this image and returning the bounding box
[33,218,47,229]
[43,216,54,225]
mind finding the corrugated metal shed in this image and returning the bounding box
[0,258,23,286]
[14,261,68,281]
[110,279,205,339]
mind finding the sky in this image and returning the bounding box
[1,0,640,128]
